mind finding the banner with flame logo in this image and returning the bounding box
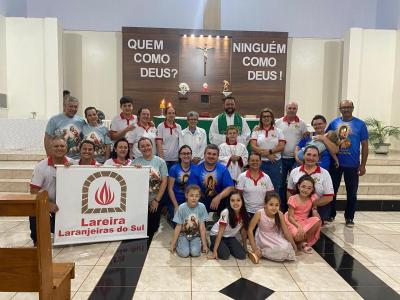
[54,166,149,245]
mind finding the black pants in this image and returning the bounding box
[210,235,246,260]
[29,213,55,243]
[147,206,162,239]
[329,165,359,220]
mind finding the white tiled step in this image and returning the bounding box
[0,179,30,192]
[0,153,45,161]
[336,194,400,201]
[338,183,400,195]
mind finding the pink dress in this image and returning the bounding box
[284,195,321,246]
[255,209,295,261]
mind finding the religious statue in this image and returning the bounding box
[178,82,190,96]
[222,80,232,97]
[197,43,214,76]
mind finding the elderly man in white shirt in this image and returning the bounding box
[180,111,207,164]
[209,96,251,146]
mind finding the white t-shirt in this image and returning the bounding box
[180,127,207,160]
[251,126,285,161]
[103,158,132,166]
[275,116,308,158]
[210,208,243,237]
[30,156,72,203]
[156,121,182,162]
[110,113,137,141]
[287,165,334,197]
[236,170,275,213]
[126,124,157,159]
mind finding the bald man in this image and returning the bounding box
[275,102,308,211]
[327,100,368,227]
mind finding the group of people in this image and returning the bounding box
[31,91,369,263]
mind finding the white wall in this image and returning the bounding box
[342,28,397,121]
[0,14,6,94]
[63,31,122,119]
[5,17,62,119]
[286,38,343,123]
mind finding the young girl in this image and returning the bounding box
[208,190,250,260]
[247,192,296,264]
[285,175,321,254]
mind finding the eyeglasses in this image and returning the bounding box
[340,106,353,110]
[180,152,192,156]
[262,115,273,119]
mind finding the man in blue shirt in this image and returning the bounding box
[327,100,369,227]
[188,144,234,213]
[44,96,85,159]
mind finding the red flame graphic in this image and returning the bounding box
[95,182,115,205]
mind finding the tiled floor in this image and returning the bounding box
[1,212,400,299]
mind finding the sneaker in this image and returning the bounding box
[248,251,259,264]
[345,219,355,227]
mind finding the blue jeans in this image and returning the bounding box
[176,235,201,257]
[210,235,246,260]
[261,159,282,194]
[330,165,359,220]
[279,158,296,212]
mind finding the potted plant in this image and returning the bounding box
[365,118,400,154]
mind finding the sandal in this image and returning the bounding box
[248,250,260,264]
[301,242,313,254]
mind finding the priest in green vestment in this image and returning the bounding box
[209,96,251,146]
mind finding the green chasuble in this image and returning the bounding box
[217,112,243,135]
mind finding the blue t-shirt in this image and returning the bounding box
[132,156,168,203]
[81,124,112,163]
[326,117,368,168]
[173,202,208,238]
[297,134,330,170]
[45,113,85,159]
[169,162,193,205]
[187,162,234,209]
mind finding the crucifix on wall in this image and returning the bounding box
[196,43,214,76]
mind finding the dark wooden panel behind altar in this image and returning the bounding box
[123,27,288,118]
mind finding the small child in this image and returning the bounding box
[170,184,208,257]
[219,125,249,182]
[285,175,322,254]
[247,192,296,264]
[208,190,250,260]
[297,131,339,166]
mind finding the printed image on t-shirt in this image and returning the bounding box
[182,213,200,237]
[338,124,351,149]
[149,167,161,194]
[204,174,217,198]
[179,173,190,191]
[55,124,81,155]
[86,131,106,156]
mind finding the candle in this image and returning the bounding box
[167,102,172,108]
[160,98,166,109]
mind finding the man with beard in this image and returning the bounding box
[188,144,234,213]
[326,99,368,227]
[209,96,251,146]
